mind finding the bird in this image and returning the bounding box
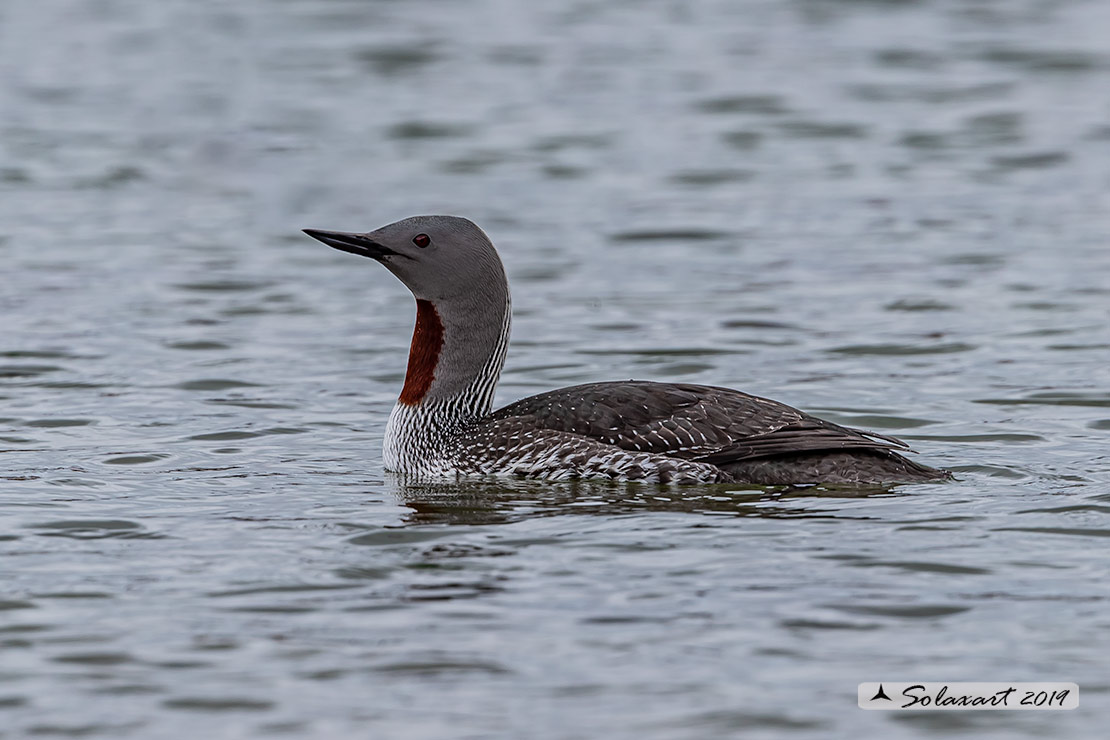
[303,216,950,485]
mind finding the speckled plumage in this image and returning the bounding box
[304,216,951,485]
[387,381,947,484]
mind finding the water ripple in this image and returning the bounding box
[3,0,1110,737]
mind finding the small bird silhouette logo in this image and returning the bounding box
[870,684,892,701]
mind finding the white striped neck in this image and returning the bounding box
[383,292,511,472]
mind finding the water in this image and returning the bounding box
[2,0,1109,737]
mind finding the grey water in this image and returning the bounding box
[2,0,1109,737]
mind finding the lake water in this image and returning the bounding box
[2,0,1109,737]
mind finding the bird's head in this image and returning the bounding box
[303,215,506,304]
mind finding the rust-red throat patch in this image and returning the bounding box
[398,299,444,405]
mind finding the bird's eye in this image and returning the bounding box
[413,233,430,248]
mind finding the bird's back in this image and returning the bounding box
[472,380,948,484]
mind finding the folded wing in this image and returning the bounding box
[485,380,908,466]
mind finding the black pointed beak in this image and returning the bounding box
[302,229,399,260]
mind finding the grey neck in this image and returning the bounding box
[424,285,512,420]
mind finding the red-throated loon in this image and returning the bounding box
[303,216,950,485]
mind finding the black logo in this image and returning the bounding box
[870,684,892,701]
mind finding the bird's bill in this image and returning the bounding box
[302,229,399,260]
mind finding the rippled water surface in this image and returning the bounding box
[3,1,1110,737]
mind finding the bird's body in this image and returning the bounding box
[304,216,950,485]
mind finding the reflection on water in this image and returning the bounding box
[393,478,900,526]
[3,0,1110,737]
